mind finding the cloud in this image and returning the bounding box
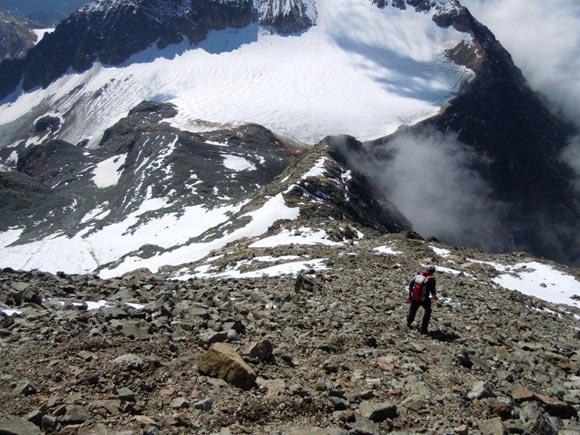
[337,130,509,249]
[462,0,580,127]
[561,135,580,192]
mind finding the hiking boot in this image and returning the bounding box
[420,329,429,335]
[407,322,413,329]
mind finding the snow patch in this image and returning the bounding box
[178,258,327,280]
[32,28,54,44]
[206,140,229,147]
[80,204,109,224]
[302,157,328,179]
[491,262,580,308]
[430,246,451,257]
[433,265,468,276]
[374,245,402,255]
[0,227,23,248]
[92,154,127,188]
[250,227,342,248]
[222,154,257,171]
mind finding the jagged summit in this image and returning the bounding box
[255,0,317,32]
[373,0,461,14]
[79,0,192,18]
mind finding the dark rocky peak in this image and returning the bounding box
[0,101,303,267]
[371,0,462,15]
[254,0,317,34]
[16,139,87,182]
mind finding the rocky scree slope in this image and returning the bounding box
[0,232,579,434]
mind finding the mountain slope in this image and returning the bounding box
[0,100,412,277]
[0,0,472,147]
[0,101,312,276]
[0,0,578,273]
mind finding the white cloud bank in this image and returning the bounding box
[463,0,580,127]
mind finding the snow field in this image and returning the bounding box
[431,257,580,309]
[0,0,472,148]
[98,192,300,277]
[0,200,241,275]
[490,262,580,309]
[249,227,343,248]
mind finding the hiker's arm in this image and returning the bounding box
[430,280,438,301]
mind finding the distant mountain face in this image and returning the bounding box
[0,0,319,103]
[0,0,578,275]
[0,0,91,26]
[0,0,472,147]
[0,11,38,61]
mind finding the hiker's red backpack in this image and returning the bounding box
[410,273,432,302]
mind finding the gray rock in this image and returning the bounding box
[117,387,136,402]
[287,427,348,435]
[86,400,121,415]
[170,397,189,409]
[193,396,214,411]
[478,417,505,435]
[40,415,57,431]
[519,401,541,422]
[199,330,228,346]
[112,353,144,371]
[0,416,41,435]
[13,380,37,396]
[346,414,380,434]
[241,339,274,362]
[62,406,90,425]
[358,400,397,422]
[115,320,151,340]
[99,306,128,320]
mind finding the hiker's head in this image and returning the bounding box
[426,265,436,275]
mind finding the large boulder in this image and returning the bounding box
[198,343,257,390]
[0,416,41,435]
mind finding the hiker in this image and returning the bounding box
[407,265,438,334]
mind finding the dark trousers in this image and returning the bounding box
[407,298,432,332]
